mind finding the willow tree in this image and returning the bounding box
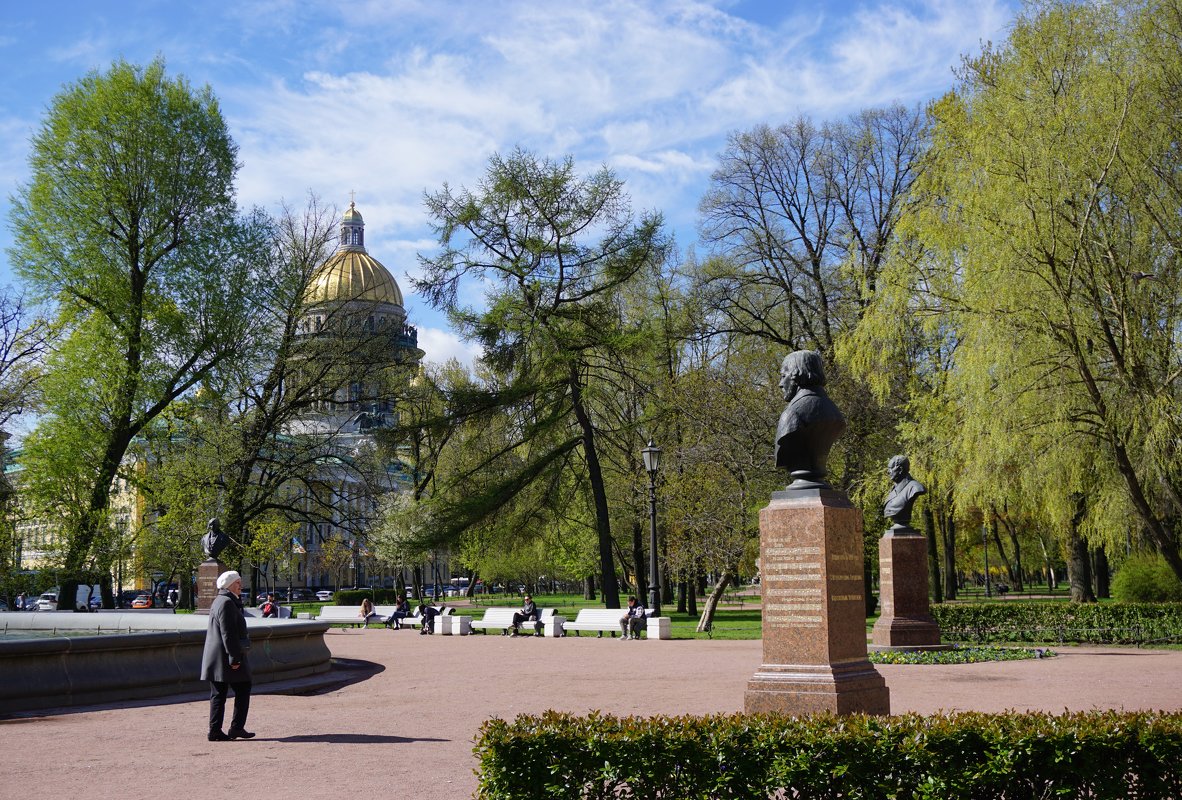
[415,150,667,608]
[9,59,261,605]
[858,0,1182,586]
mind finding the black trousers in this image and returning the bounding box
[209,680,252,732]
[512,612,539,632]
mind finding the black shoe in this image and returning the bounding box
[208,730,230,742]
[227,728,256,739]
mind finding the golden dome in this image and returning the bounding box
[303,201,404,307]
[305,249,404,307]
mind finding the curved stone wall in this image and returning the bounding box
[0,612,332,713]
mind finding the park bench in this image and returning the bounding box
[314,605,373,628]
[468,606,563,637]
[317,604,434,628]
[244,605,293,619]
[400,605,458,633]
[562,607,671,639]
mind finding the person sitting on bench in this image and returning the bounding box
[384,594,411,629]
[417,600,440,634]
[510,594,539,636]
[620,596,647,640]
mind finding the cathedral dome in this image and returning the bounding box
[304,201,404,307]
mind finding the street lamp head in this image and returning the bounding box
[641,439,662,478]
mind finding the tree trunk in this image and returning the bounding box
[942,513,958,600]
[631,519,647,603]
[923,504,943,604]
[568,368,619,608]
[583,574,596,601]
[676,578,687,613]
[1036,532,1057,591]
[1068,495,1096,603]
[1007,527,1024,591]
[411,565,423,602]
[697,570,732,632]
[990,518,1018,586]
[1092,545,1110,599]
[687,572,698,617]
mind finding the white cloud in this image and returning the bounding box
[0,0,1017,303]
[415,325,483,370]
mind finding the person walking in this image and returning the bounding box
[201,570,255,742]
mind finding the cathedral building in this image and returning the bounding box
[283,201,444,592]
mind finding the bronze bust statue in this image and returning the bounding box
[774,350,846,490]
[201,517,230,561]
[883,455,926,528]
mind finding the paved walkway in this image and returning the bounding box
[3,630,1180,799]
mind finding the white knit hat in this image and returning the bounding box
[216,570,242,590]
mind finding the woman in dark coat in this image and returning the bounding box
[201,570,255,741]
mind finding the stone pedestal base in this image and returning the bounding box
[871,527,941,648]
[744,488,889,716]
[196,559,226,615]
[746,661,891,716]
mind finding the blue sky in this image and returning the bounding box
[0,0,1015,367]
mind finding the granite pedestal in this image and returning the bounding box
[871,526,942,648]
[745,487,889,716]
[195,559,226,615]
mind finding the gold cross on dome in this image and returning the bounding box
[349,189,356,206]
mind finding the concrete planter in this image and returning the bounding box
[0,612,331,713]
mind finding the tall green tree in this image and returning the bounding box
[415,150,668,608]
[140,195,416,595]
[859,0,1182,586]
[8,58,261,601]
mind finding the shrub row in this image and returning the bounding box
[931,601,1182,644]
[474,710,1182,799]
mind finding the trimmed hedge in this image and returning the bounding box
[931,601,1182,645]
[474,710,1182,799]
[868,646,1053,665]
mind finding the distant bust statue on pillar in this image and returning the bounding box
[883,455,926,529]
[774,350,847,490]
[201,518,230,561]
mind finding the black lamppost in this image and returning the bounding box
[982,524,992,599]
[641,440,662,616]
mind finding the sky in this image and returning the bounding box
[0,0,1016,368]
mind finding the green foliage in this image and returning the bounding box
[932,602,1182,644]
[416,149,669,608]
[850,0,1182,583]
[868,646,1054,665]
[474,710,1182,799]
[1112,555,1182,603]
[8,57,258,577]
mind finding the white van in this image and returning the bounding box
[41,584,103,611]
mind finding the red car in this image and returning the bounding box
[130,594,153,609]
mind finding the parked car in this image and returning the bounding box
[315,590,334,602]
[130,594,153,609]
[289,588,317,602]
[36,592,58,611]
